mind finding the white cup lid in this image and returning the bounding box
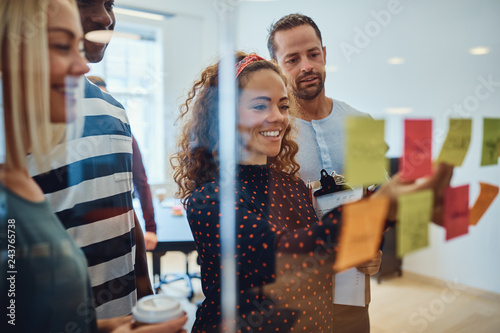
[133,295,183,324]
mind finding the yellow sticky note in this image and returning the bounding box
[344,117,387,186]
[396,190,433,258]
[470,182,499,226]
[437,118,472,166]
[334,196,389,271]
[481,118,500,166]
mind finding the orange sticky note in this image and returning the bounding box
[400,119,433,181]
[334,196,389,271]
[470,182,499,226]
[443,185,469,241]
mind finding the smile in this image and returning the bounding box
[260,130,280,137]
[53,77,81,96]
[53,86,79,102]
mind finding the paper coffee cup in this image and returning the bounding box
[133,295,184,324]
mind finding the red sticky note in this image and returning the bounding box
[400,119,433,181]
[470,182,499,226]
[443,185,470,240]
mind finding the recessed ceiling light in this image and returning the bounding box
[85,31,141,43]
[385,107,413,115]
[85,31,113,44]
[469,47,490,55]
[387,57,405,65]
[326,65,338,72]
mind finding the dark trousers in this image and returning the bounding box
[332,304,370,333]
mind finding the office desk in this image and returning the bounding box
[134,199,197,281]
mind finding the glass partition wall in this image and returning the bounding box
[101,0,500,331]
[2,0,498,332]
[212,1,500,332]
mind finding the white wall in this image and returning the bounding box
[236,0,500,294]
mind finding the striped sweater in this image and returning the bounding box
[29,78,137,319]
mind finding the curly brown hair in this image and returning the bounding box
[171,52,301,203]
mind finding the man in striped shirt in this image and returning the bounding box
[29,0,152,319]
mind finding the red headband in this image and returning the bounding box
[235,55,266,78]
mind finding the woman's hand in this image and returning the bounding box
[373,162,454,224]
[356,250,382,276]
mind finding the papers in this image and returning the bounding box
[333,268,366,307]
[443,185,470,240]
[437,118,472,166]
[396,190,433,257]
[400,119,433,181]
[333,196,389,271]
[481,118,500,166]
[344,117,387,186]
[470,182,499,226]
[311,185,366,307]
[312,187,363,220]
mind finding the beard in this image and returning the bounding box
[293,70,326,100]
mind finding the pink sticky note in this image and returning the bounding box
[443,185,470,240]
[400,119,433,181]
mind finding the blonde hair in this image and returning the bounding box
[171,52,301,204]
[0,0,68,171]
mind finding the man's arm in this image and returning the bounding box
[134,212,154,298]
[132,135,157,234]
[132,135,158,251]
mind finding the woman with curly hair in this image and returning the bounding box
[171,52,347,332]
